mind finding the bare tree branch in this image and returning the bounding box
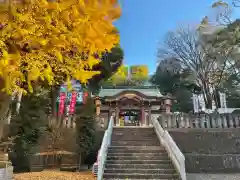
[233,0,240,7]
[158,26,232,109]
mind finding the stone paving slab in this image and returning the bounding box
[187,173,240,180]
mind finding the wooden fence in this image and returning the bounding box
[29,153,79,172]
[158,113,240,129]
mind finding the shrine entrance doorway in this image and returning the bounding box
[119,110,141,126]
[96,87,170,128]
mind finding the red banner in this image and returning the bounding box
[83,92,89,104]
[69,91,77,114]
[59,92,66,115]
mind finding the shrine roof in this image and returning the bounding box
[98,85,163,98]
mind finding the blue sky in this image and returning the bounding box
[115,0,235,74]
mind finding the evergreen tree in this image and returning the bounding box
[9,88,49,172]
[75,97,96,169]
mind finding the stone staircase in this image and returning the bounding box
[103,127,180,180]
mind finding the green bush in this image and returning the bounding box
[75,97,96,169]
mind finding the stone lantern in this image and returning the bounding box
[95,97,101,116]
[164,96,172,114]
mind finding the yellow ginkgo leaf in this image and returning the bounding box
[0,0,121,94]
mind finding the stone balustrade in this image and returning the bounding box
[0,166,13,180]
[0,154,13,180]
[152,117,186,180]
[158,113,240,129]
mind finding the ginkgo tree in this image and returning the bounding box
[104,65,150,86]
[106,64,128,86]
[0,0,121,94]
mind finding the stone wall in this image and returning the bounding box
[169,129,240,173]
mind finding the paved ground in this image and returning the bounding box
[187,173,240,180]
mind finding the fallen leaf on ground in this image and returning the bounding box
[14,171,96,180]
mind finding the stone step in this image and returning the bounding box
[113,129,155,133]
[111,137,159,141]
[112,130,156,134]
[104,168,176,174]
[113,131,156,136]
[108,146,164,150]
[105,163,174,169]
[103,173,179,179]
[112,134,157,139]
[106,159,172,165]
[104,179,179,180]
[107,149,166,154]
[112,135,157,139]
[104,128,178,179]
[107,155,169,161]
[107,152,168,157]
[111,140,160,146]
[113,126,154,130]
[108,147,165,154]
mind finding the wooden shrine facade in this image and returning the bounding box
[95,86,173,127]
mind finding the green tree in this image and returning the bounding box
[199,1,240,109]
[206,19,240,76]
[9,88,49,172]
[151,58,193,113]
[49,45,123,122]
[221,74,240,108]
[199,1,240,79]
[88,45,124,94]
[75,96,96,170]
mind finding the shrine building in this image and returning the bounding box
[95,85,173,127]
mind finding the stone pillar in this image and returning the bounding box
[144,111,148,126]
[115,107,120,126]
[148,108,152,126]
[164,98,172,114]
[95,98,101,116]
[141,106,145,126]
[72,116,76,128]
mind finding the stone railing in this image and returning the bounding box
[0,154,13,180]
[158,113,240,129]
[0,164,13,180]
[97,116,114,180]
[152,117,186,180]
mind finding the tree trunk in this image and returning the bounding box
[78,153,81,171]
[0,121,4,141]
[50,86,59,126]
[204,92,213,109]
[212,88,221,109]
[16,90,23,114]
[201,81,213,109]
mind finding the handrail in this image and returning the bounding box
[0,160,13,180]
[152,117,186,180]
[97,116,114,180]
